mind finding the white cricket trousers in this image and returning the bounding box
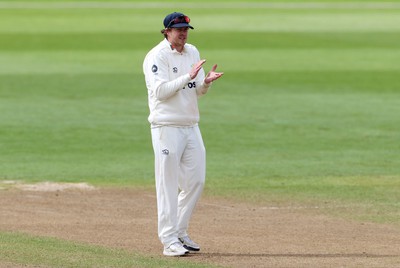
[151,125,206,248]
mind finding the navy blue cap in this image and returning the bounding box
[163,12,194,29]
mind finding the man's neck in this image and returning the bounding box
[167,39,184,53]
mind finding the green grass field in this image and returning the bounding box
[1,0,400,266]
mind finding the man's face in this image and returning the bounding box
[167,27,189,48]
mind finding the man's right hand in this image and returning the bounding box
[189,59,206,79]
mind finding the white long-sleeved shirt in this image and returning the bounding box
[143,39,211,127]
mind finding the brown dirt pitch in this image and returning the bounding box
[0,182,399,268]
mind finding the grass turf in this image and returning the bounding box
[1,0,400,215]
[0,232,216,268]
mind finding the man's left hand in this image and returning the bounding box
[205,64,223,84]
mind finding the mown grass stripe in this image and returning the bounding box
[1,48,399,75]
[1,2,400,9]
[2,9,400,33]
[1,32,400,51]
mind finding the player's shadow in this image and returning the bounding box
[196,253,399,258]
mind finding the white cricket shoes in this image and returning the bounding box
[163,242,189,256]
[179,236,200,251]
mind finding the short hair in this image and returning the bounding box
[161,28,168,38]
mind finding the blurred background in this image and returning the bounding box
[1,0,399,222]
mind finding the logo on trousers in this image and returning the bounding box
[162,149,169,155]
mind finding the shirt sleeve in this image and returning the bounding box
[146,51,191,101]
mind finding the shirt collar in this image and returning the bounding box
[163,38,186,54]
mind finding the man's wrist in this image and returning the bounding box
[203,79,212,87]
[204,76,213,84]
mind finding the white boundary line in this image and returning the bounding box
[1,2,400,9]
